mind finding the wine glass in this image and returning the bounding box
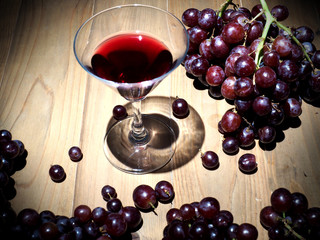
[74,4,188,174]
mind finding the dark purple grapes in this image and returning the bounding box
[236,223,258,240]
[112,105,127,120]
[238,153,257,173]
[270,188,293,213]
[68,146,83,162]
[49,164,66,183]
[101,185,117,201]
[132,184,157,210]
[201,151,219,169]
[182,8,200,27]
[220,111,242,133]
[271,5,289,21]
[155,180,175,203]
[172,98,189,118]
[73,205,92,224]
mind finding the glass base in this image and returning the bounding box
[104,114,176,174]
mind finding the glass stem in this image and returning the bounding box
[129,100,149,144]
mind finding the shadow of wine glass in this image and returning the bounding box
[105,96,205,173]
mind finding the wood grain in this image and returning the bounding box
[0,0,320,239]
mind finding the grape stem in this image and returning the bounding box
[283,219,306,240]
[256,0,315,70]
[275,21,315,69]
[218,0,233,17]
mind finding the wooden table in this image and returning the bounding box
[1,0,320,239]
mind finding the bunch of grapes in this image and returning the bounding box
[162,196,258,240]
[260,187,320,239]
[181,0,320,154]
[0,130,28,237]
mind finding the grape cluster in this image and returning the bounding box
[260,187,320,239]
[181,2,320,154]
[162,196,258,240]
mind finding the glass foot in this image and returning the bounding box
[104,114,176,174]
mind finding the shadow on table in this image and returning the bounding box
[106,96,205,173]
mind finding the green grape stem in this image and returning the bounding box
[283,220,306,240]
[256,0,315,70]
[277,215,306,240]
[218,0,233,17]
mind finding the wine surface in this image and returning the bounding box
[91,33,173,83]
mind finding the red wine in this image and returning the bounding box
[91,33,173,83]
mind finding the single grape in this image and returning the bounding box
[235,99,253,114]
[309,70,320,92]
[199,39,215,60]
[182,8,200,27]
[120,206,142,230]
[107,198,123,212]
[39,222,60,240]
[311,50,320,68]
[251,4,265,21]
[17,208,40,228]
[188,26,208,45]
[271,5,289,21]
[166,208,183,224]
[283,98,302,117]
[0,140,20,159]
[172,98,189,118]
[258,126,276,144]
[290,192,309,214]
[255,66,277,88]
[68,146,83,162]
[270,188,293,213]
[73,205,92,223]
[167,220,189,239]
[272,36,292,58]
[101,185,117,201]
[262,50,280,68]
[190,57,210,77]
[105,213,127,237]
[198,197,220,220]
[238,153,257,173]
[189,219,209,239]
[155,180,175,203]
[234,77,254,98]
[201,151,219,169]
[260,206,280,229]
[220,110,242,133]
[210,35,230,59]
[112,105,127,120]
[92,207,108,226]
[294,26,314,43]
[268,106,285,126]
[252,96,272,116]
[277,60,299,82]
[206,65,225,86]
[198,8,217,31]
[180,203,196,221]
[132,184,157,210]
[222,136,239,154]
[234,55,256,77]
[246,21,264,44]
[49,164,66,183]
[0,129,12,143]
[222,22,245,44]
[227,223,239,239]
[236,223,258,240]
[306,207,320,227]
[272,80,290,102]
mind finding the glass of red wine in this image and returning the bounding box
[74,4,188,174]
